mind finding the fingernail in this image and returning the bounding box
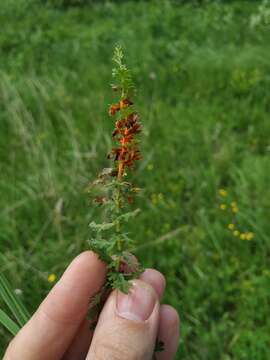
[116,282,156,321]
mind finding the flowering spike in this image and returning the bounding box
[88,45,143,295]
[88,45,164,358]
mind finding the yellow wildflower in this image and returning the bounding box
[218,189,228,197]
[246,232,254,241]
[240,233,247,240]
[219,189,227,197]
[48,274,57,283]
[231,201,237,207]
[233,230,240,237]
[232,206,239,214]
[220,204,227,210]
[228,223,235,230]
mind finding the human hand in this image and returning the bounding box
[4,251,179,359]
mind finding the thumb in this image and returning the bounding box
[87,279,160,360]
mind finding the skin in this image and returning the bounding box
[4,251,179,360]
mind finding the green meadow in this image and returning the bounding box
[1,0,270,358]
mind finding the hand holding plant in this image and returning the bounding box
[3,252,179,359]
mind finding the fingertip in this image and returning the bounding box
[39,251,107,325]
[156,304,180,360]
[140,268,166,299]
[69,251,106,273]
[160,304,180,329]
[60,251,107,291]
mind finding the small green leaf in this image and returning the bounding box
[107,271,131,293]
[89,221,115,232]
[88,238,113,262]
[116,209,140,223]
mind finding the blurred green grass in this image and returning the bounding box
[1,0,270,358]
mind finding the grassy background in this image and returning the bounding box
[1,0,270,358]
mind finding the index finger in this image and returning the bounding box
[4,251,106,360]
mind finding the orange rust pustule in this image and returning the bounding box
[108,106,142,181]
[109,97,133,117]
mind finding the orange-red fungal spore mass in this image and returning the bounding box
[109,98,142,180]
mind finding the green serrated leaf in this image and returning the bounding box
[88,238,112,263]
[89,221,115,232]
[116,208,140,223]
[107,271,131,293]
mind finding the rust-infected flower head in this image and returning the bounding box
[109,105,142,180]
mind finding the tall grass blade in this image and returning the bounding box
[0,309,20,336]
[0,274,30,327]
